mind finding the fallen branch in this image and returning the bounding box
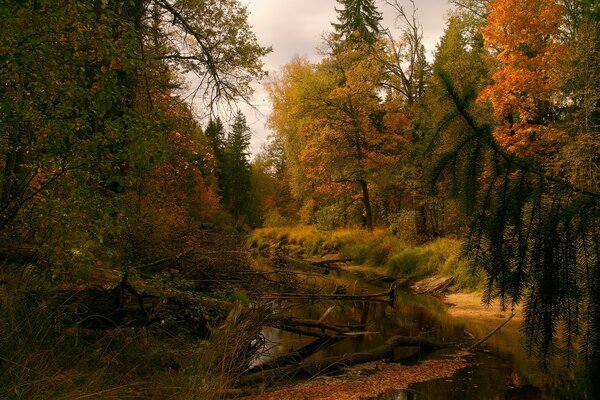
[469,312,516,351]
[252,287,396,303]
[140,249,192,272]
[237,335,447,387]
[247,335,343,372]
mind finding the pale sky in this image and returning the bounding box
[235,0,452,155]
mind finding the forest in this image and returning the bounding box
[0,0,598,399]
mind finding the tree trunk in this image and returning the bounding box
[415,203,429,240]
[359,179,373,232]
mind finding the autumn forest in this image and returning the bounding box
[0,0,599,399]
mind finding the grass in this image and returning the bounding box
[249,226,485,290]
[0,264,260,400]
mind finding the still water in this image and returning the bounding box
[254,268,584,399]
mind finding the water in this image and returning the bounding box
[253,267,583,399]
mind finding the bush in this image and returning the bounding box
[387,210,418,242]
[314,203,347,231]
[387,248,436,278]
[263,209,289,227]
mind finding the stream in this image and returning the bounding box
[251,265,583,399]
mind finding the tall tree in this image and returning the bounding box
[205,117,227,195]
[222,111,252,224]
[332,0,383,47]
[0,0,269,230]
[430,0,600,383]
[477,0,570,157]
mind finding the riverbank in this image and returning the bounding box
[248,226,486,291]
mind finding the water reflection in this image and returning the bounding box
[253,267,583,399]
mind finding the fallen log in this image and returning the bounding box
[411,276,454,295]
[266,316,350,333]
[0,244,39,263]
[277,254,331,274]
[310,258,351,266]
[237,335,447,387]
[252,287,395,303]
[140,249,192,273]
[247,335,343,373]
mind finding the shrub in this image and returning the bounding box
[314,203,347,231]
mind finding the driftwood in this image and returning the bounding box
[252,286,396,304]
[469,312,516,351]
[310,258,351,266]
[140,249,192,273]
[248,335,343,373]
[411,276,454,295]
[264,315,371,340]
[238,335,447,387]
[277,254,332,274]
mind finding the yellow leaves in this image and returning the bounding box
[109,57,125,71]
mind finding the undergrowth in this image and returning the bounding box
[0,264,257,400]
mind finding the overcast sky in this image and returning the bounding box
[233,0,452,155]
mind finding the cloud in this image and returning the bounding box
[236,0,451,155]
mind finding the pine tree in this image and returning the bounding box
[222,111,252,224]
[205,118,226,165]
[205,118,227,195]
[332,0,382,47]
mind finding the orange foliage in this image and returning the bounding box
[478,0,572,155]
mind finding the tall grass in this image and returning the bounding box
[0,264,264,399]
[249,226,485,290]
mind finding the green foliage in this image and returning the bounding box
[221,111,253,225]
[250,227,484,290]
[332,0,382,47]
[387,210,419,241]
[432,68,600,365]
[315,203,348,231]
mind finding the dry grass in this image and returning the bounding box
[249,226,485,290]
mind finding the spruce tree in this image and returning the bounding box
[332,0,382,47]
[205,118,226,195]
[222,111,252,224]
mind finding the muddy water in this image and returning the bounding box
[254,267,583,399]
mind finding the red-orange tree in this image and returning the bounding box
[478,0,571,156]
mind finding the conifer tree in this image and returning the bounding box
[332,0,382,47]
[222,111,252,224]
[205,118,227,195]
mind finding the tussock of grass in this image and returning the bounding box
[249,226,485,290]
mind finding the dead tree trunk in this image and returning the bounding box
[359,179,373,232]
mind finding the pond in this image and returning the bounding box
[252,267,584,399]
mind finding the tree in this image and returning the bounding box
[477,0,571,157]
[429,0,600,383]
[332,0,382,47]
[376,0,436,238]
[0,0,269,234]
[222,111,252,224]
[205,117,227,194]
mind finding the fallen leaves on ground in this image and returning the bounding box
[242,354,470,400]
